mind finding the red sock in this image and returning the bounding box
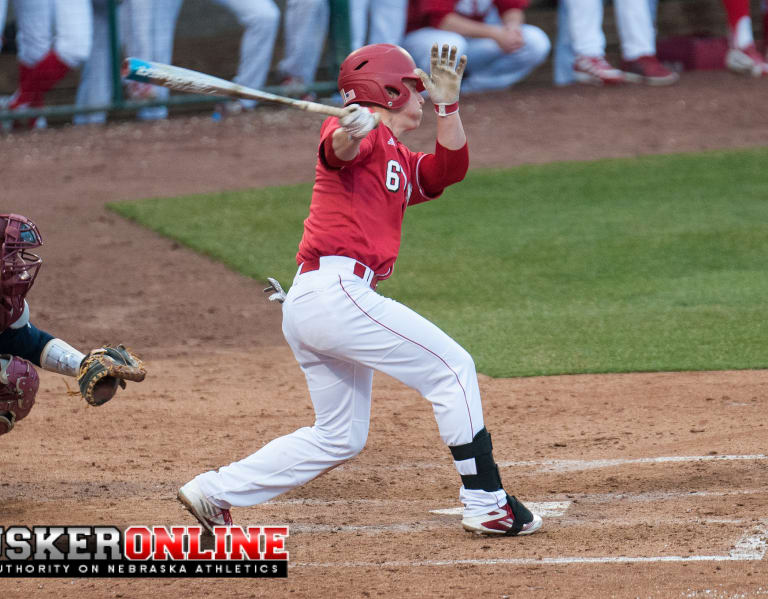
[12,51,71,109]
[9,62,36,108]
[721,0,750,30]
[30,51,70,105]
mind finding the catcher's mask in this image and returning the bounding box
[0,214,43,324]
[338,43,425,110]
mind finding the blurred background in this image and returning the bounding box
[0,0,764,126]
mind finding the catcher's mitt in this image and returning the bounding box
[77,345,146,406]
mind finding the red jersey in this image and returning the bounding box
[407,0,529,32]
[296,117,440,280]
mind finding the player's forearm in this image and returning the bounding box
[501,8,524,27]
[0,322,55,370]
[435,113,467,150]
[419,140,469,196]
[331,128,363,161]
[40,337,85,376]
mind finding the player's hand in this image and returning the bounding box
[339,104,378,140]
[415,44,467,105]
[263,277,287,304]
[494,25,525,53]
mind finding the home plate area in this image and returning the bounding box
[279,453,768,569]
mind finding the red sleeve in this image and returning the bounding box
[413,141,469,203]
[495,0,530,12]
[318,118,376,170]
[407,0,457,30]
[407,0,529,31]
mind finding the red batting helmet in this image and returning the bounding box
[338,44,425,110]
[0,214,43,330]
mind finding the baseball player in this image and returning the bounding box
[5,0,93,128]
[0,214,145,436]
[719,0,768,75]
[178,43,543,537]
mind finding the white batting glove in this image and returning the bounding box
[263,277,287,304]
[339,104,377,140]
[415,44,467,114]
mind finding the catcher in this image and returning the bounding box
[0,213,146,436]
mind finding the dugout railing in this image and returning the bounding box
[0,0,756,128]
[0,0,353,127]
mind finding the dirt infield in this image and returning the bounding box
[2,70,768,598]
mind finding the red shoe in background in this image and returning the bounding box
[573,55,625,86]
[621,55,680,86]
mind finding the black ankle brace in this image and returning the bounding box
[448,427,503,492]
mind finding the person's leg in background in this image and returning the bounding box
[459,26,550,92]
[553,0,575,85]
[9,0,92,127]
[74,0,112,125]
[215,0,280,111]
[277,0,329,100]
[763,0,768,57]
[0,0,8,53]
[614,0,678,85]
[367,0,407,46]
[124,0,183,120]
[558,0,624,85]
[721,0,767,75]
[348,0,370,50]
[402,27,466,78]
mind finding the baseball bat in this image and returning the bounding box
[121,57,348,118]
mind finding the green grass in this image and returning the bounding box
[108,147,768,377]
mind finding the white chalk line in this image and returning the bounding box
[292,554,758,569]
[499,454,768,473]
[430,501,570,517]
[268,487,768,508]
[292,521,768,568]
[287,516,750,535]
[338,453,768,473]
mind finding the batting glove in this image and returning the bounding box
[263,277,287,304]
[416,44,467,113]
[339,104,377,140]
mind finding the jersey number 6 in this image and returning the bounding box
[385,160,404,192]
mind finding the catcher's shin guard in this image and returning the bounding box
[0,355,39,435]
[449,427,503,492]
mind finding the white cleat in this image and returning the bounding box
[177,479,233,534]
[461,495,543,536]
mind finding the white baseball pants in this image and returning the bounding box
[349,0,408,50]
[277,0,329,85]
[208,0,280,109]
[13,0,92,67]
[196,256,506,515]
[0,0,7,53]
